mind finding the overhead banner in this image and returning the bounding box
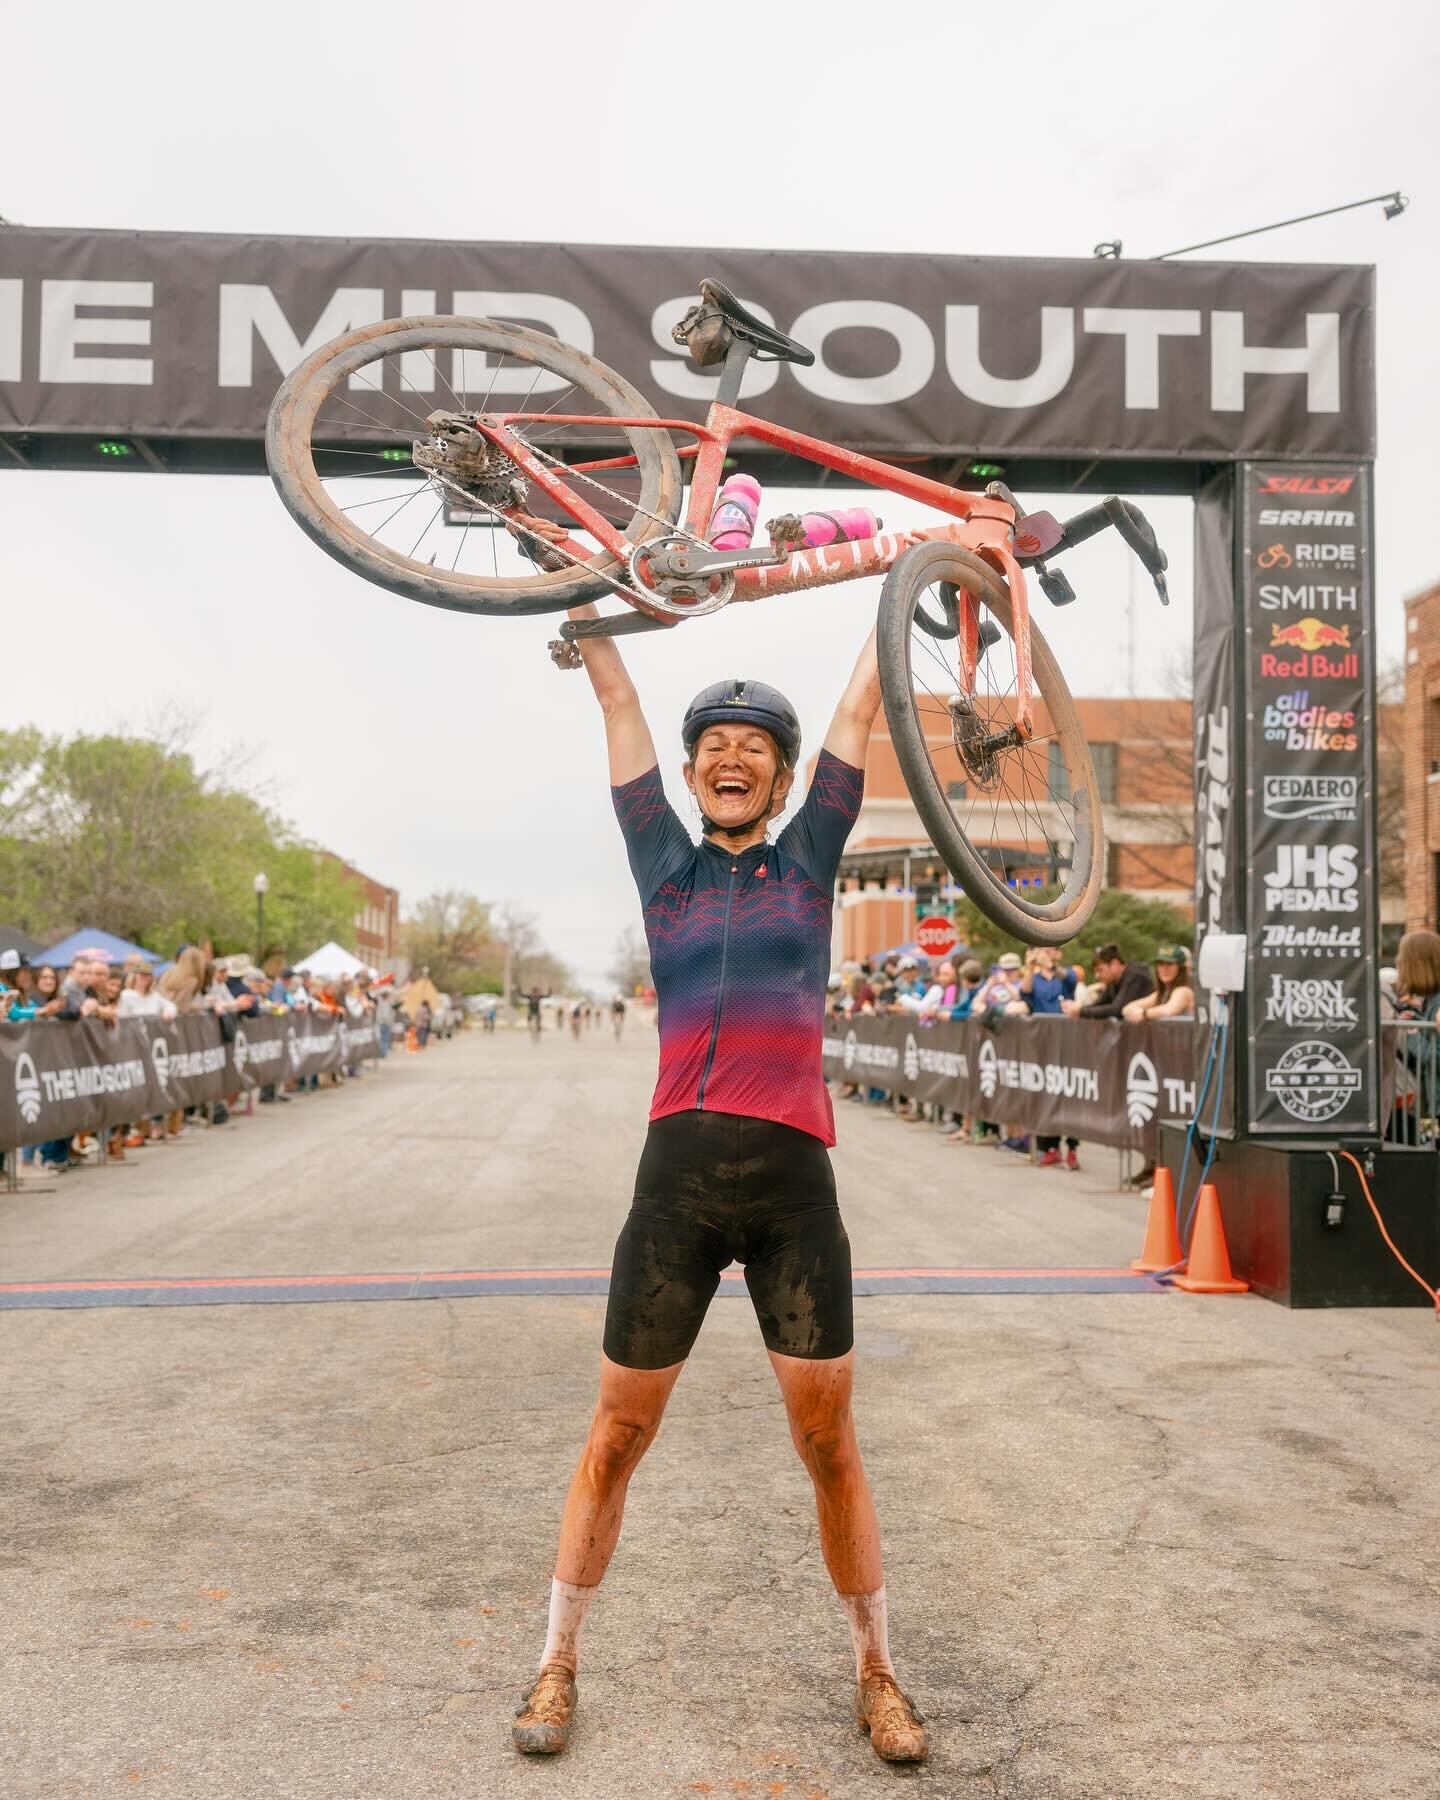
[0,1012,378,1149]
[1239,461,1377,1133]
[0,229,1374,459]
[821,1014,1195,1156]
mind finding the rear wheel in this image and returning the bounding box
[266,315,682,615]
[877,540,1104,946]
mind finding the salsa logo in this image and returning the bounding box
[1261,775,1358,822]
[1260,690,1357,752]
[1256,474,1354,496]
[1262,975,1358,1029]
[1265,1040,1362,1124]
[1262,843,1359,913]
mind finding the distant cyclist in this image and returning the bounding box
[511,607,927,1765]
[524,987,547,1041]
[610,994,626,1042]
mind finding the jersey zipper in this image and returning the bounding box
[695,858,739,1110]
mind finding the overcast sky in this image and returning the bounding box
[2,2,1433,987]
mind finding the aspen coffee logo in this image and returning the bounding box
[1260,618,1358,683]
[1264,1040,1362,1124]
[1260,690,1357,752]
[1261,975,1358,1029]
[1262,774,1358,823]
[1263,843,1359,913]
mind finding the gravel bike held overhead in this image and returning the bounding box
[266,279,1171,944]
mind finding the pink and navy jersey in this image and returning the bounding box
[613,750,863,1146]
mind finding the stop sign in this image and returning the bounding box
[915,915,957,958]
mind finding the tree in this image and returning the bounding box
[608,924,651,996]
[403,890,502,993]
[956,888,1192,975]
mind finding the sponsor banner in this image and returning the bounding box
[820,1015,1195,1156]
[0,229,1374,459]
[1240,462,1376,1132]
[0,1012,378,1149]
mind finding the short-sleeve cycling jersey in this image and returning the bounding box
[612,749,863,1145]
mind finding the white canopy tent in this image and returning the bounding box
[295,940,369,980]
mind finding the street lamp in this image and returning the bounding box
[254,871,269,963]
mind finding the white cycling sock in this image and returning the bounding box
[541,1577,596,1674]
[840,1585,894,1681]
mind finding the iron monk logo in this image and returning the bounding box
[15,1051,42,1125]
[1125,1051,1159,1128]
[1262,975,1358,1030]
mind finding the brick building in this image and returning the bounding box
[322,853,401,974]
[1403,582,1440,931]
[826,692,1403,963]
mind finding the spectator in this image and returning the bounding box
[972,953,1026,1018]
[375,984,397,1056]
[918,961,958,1020]
[1064,944,1156,1020]
[1393,930,1440,1022]
[415,997,433,1049]
[1122,947,1195,1022]
[1023,946,1083,1170]
[118,963,178,1144]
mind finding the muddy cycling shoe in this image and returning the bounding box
[512,1663,578,1755]
[854,1672,929,1762]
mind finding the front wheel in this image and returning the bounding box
[877,541,1104,946]
[266,315,683,616]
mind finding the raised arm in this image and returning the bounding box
[822,625,883,770]
[567,605,659,786]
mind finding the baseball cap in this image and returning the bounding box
[0,949,20,971]
[997,952,1023,971]
[1155,944,1190,964]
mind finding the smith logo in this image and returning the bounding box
[1262,976,1358,1029]
[15,1052,42,1124]
[1256,475,1354,496]
[1257,583,1358,613]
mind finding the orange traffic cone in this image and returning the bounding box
[1131,1166,1183,1272]
[405,1026,419,1054]
[1172,1183,1249,1294]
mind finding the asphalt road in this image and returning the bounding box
[2,1026,1436,1799]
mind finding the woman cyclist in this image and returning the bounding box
[511,604,928,1765]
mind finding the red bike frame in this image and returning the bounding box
[475,403,1038,737]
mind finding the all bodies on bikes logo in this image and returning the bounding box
[1242,463,1374,1131]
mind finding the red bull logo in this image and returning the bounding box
[1269,618,1351,652]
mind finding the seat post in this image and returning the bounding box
[714,336,755,409]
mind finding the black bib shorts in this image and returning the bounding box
[603,1109,854,1371]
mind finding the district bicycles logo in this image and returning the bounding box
[1262,976,1358,1030]
[150,1034,172,1094]
[903,1034,921,1084]
[15,1051,42,1125]
[1265,1040,1362,1124]
[1261,775,1358,823]
[1125,1051,1159,1128]
[232,1029,249,1073]
[978,1037,998,1099]
[1260,923,1363,959]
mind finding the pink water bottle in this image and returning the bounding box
[707,473,761,549]
[796,506,882,547]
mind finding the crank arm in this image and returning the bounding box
[648,542,789,578]
[559,612,675,640]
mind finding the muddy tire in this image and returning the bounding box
[266,315,682,615]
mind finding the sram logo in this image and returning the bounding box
[1263,843,1360,913]
[1257,508,1356,528]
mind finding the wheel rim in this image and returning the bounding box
[267,316,680,612]
[891,549,1100,928]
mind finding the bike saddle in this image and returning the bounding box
[674,278,816,367]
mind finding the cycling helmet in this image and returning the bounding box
[681,679,801,767]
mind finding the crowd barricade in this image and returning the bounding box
[822,1014,1196,1158]
[0,1013,379,1151]
[1381,1020,1440,1148]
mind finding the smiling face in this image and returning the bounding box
[683,723,793,834]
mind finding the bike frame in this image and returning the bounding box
[475,402,1037,736]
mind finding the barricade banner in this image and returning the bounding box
[0,1012,378,1149]
[820,1016,1196,1155]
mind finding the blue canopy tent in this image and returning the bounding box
[36,928,166,969]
